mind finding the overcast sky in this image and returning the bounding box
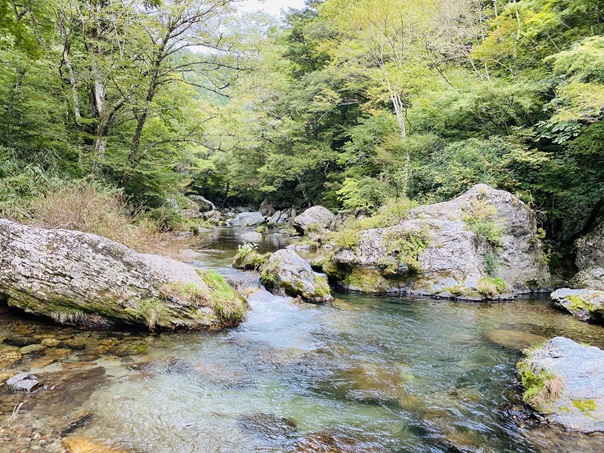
[239,0,307,17]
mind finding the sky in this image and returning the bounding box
[239,0,307,18]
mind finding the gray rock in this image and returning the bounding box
[259,199,275,217]
[260,249,333,303]
[518,337,604,432]
[6,373,41,392]
[571,267,604,290]
[327,184,550,298]
[266,210,281,226]
[203,209,222,224]
[240,232,263,244]
[293,206,335,234]
[231,211,265,227]
[551,288,604,322]
[571,222,604,290]
[0,219,248,330]
[6,372,30,386]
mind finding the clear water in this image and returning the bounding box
[3,228,604,452]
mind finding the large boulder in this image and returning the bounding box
[325,184,550,299]
[230,211,265,227]
[260,249,332,303]
[518,337,604,433]
[571,221,604,290]
[293,206,335,235]
[0,220,248,330]
[551,288,604,322]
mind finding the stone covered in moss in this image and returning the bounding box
[233,250,270,270]
[260,249,333,303]
[551,288,604,323]
[518,337,604,432]
[325,184,550,299]
[0,219,247,331]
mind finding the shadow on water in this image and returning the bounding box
[2,228,604,452]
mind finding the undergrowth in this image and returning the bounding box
[0,176,189,254]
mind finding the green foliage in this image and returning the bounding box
[463,198,504,248]
[518,360,564,410]
[199,270,247,325]
[477,277,509,297]
[383,228,430,274]
[233,243,269,270]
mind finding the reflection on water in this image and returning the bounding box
[2,228,604,452]
[195,227,290,268]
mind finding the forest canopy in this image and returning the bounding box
[1,0,603,243]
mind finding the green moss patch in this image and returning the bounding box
[518,359,564,412]
[198,270,248,326]
[477,277,509,297]
[572,399,597,413]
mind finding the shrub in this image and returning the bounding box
[28,179,186,254]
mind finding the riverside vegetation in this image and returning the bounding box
[0,0,603,254]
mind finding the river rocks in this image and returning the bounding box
[267,209,296,227]
[518,337,604,432]
[325,184,550,299]
[62,436,129,453]
[230,211,265,227]
[484,330,547,350]
[259,199,275,217]
[569,221,604,290]
[5,372,41,392]
[203,209,222,224]
[260,250,333,303]
[293,206,335,235]
[0,347,22,368]
[551,288,604,322]
[0,219,248,331]
[240,231,263,243]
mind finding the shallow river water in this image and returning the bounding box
[1,228,604,452]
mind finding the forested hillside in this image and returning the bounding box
[1,0,603,246]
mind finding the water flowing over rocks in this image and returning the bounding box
[260,249,333,303]
[325,184,550,299]
[518,337,604,433]
[293,206,335,234]
[0,219,248,330]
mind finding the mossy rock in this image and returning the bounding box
[259,249,333,303]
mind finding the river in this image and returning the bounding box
[1,227,603,452]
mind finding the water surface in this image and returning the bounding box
[1,228,604,452]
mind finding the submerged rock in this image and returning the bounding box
[260,250,333,303]
[238,412,297,441]
[551,288,604,323]
[0,219,248,331]
[62,436,129,453]
[518,337,604,432]
[484,330,547,350]
[325,184,550,299]
[293,206,335,235]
